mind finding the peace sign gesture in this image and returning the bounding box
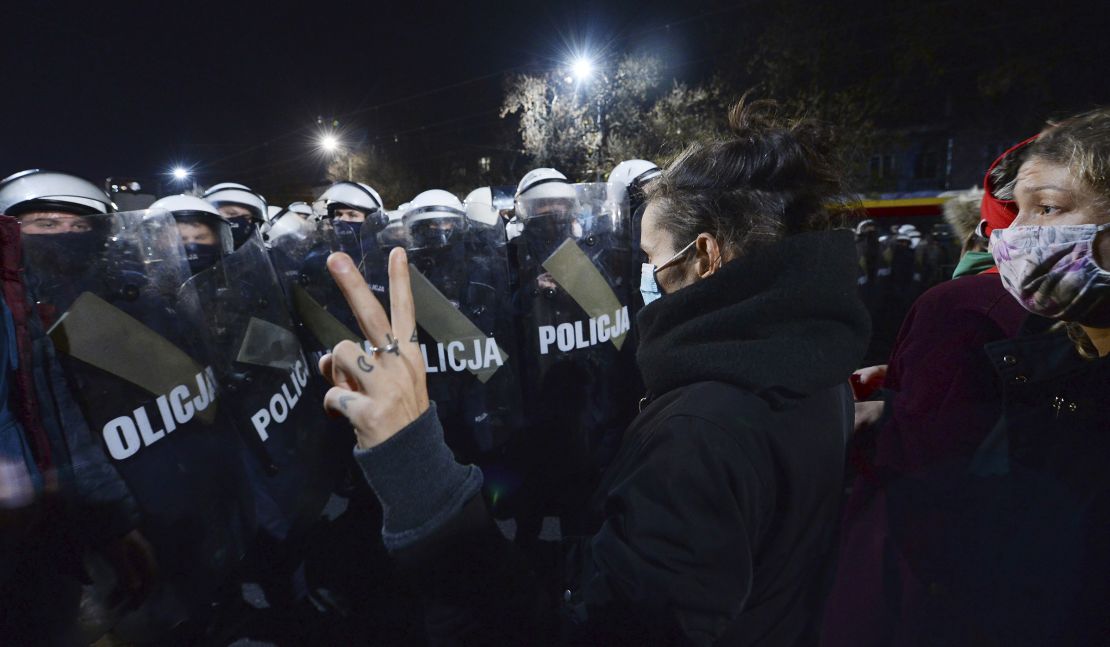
[319,248,429,449]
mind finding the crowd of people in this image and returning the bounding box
[1,98,1108,646]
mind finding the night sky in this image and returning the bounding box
[5,0,1108,205]
[2,0,724,199]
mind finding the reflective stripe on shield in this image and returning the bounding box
[541,239,628,350]
[236,316,303,372]
[47,291,217,423]
[409,264,507,383]
[290,283,359,349]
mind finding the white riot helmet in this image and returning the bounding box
[269,201,313,224]
[379,207,410,250]
[0,170,114,216]
[265,202,316,243]
[260,201,313,243]
[608,159,661,191]
[464,187,499,227]
[149,194,235,255]
[266,205,283,222]
[314,181,386,230]
[514,168,578,223]
[403,190,467,251]
[203,182,267,223]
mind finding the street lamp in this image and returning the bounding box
[571,56,595,83]
[320,134,340,154]
[167,165,197,194]
[318,132,351,180]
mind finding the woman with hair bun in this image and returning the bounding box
[317,99,871,645]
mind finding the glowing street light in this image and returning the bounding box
[172,167,190,181]
[318,132,352,180]
[320,134,340,153]
[571,56,595,82]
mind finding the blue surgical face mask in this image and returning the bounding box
[639,239,696,306]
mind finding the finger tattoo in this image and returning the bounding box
[410,328,419,343]
[339,395,355,411]
[356,356,374,374]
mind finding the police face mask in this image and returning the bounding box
[331,220,366,260]
[640,240,696,306]
[23,231,103,274]
[332,219,363,243]
[991,222,1110,326]
[227,217,256,248]
[411,220,461,250]
[183,242,221,276]
[523,214,576,262]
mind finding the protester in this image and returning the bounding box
[823,138,1034,646]
[950,107,1110,645]
[318,99,870,645]
[942,187,992,277]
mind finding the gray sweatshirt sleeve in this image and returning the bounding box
[352,403,483,552]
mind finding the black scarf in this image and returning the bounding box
[636,229,871,408]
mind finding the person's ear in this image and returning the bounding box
[694,233,723,278]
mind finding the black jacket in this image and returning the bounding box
[918,319,1110,647]
[359,230,870,646]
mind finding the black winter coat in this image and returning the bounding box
[915,319,1110,647]
[389,230,871,646]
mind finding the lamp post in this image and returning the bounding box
[568,55,604,182]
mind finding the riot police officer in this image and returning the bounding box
[0,170,115,278]
[0,171,184,643]
[508,169,637,545]
[513,168,581,278]
[150,194,234,275]
[464,187,507,251]
[265,201,315,245]
[401,190,521,466]
[204,181,267,249]
[608,159,660,262]
[379,206,410,254]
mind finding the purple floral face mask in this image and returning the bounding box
[991,223,1110,326]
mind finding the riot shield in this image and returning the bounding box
[507,183,640,534]
[20,210,255,641]
[396,221,523,469]
[183,237,344,541]
[269,218,386,357]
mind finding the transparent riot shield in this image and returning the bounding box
[394,218,523,471]
[20,210,255,641]
[507,183,640,534]
[183,236,345,541]
[269,218,386,358]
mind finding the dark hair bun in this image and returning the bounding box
[646,96,852,253]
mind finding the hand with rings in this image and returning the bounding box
[319,249,429,449]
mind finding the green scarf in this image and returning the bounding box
[952,251,995,279]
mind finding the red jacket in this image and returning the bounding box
[822,272,1028,647]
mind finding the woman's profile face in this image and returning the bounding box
[1010,157,1110,267]
[640,201,697,294]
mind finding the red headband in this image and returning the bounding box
[979,135,1038,237]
